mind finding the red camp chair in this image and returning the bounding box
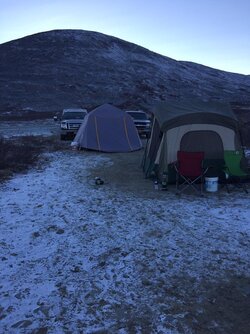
[174,151,208,194]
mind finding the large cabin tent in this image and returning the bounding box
[72,103,142,152]
[142,99,242,183]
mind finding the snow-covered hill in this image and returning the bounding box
[0,29,250,114]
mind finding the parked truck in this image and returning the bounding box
[60,108,87,140]
[126,110,152,138]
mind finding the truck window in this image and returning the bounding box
[62,112,87,120]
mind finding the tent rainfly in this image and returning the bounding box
[142,99,242,183]
[72,103,142,152]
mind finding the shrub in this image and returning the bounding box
[0,137,40,172]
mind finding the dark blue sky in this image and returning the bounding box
[1,0,249,74]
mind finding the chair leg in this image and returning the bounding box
[176,175,204,194]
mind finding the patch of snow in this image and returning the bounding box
[103,43,129,64]
[0,151,249,332]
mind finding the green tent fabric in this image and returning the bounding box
[154,99,239,131]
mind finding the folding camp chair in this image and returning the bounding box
[174,151,208,194]
[223,150,249,193]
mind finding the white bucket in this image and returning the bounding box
[205,177,219,192]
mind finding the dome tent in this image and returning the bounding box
[72,104,142,152]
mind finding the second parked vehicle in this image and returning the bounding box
[126,110,152,138]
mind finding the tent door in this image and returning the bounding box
[180,130,224,159]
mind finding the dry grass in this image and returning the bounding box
[0,111,58,121]
[0,135,66,181]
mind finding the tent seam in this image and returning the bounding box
[94,116,101,151]
[123,117,133,151]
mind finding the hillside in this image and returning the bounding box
[0,29,250,116]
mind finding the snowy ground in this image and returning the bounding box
[0,144,250,333]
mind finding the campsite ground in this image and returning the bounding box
[0,120,250,333]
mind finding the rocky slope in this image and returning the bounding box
[0,29,250,116]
